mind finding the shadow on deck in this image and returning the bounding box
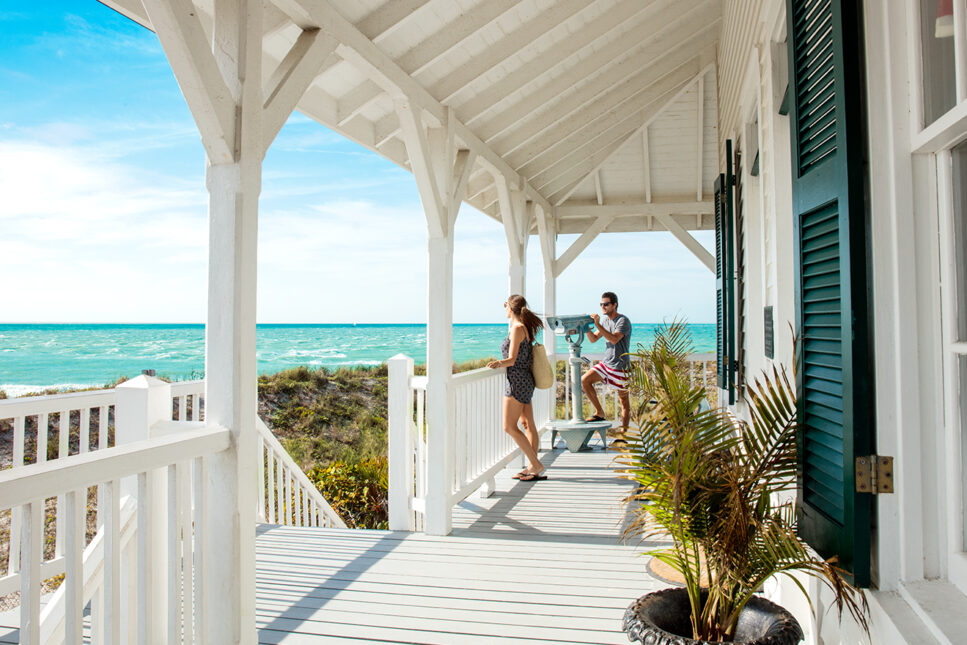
[256,442,669,644]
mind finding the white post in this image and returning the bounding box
[425,234,455,535]
[114,375,171,642]
[388,354,415,531]
[537,205,557,425]
[203,0,262,641]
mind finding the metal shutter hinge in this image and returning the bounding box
[855,456,894,494]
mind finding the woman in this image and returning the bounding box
[487,294,546,481]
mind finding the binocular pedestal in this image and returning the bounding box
[544,315,612,452]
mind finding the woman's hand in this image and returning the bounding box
[487,360,501,369]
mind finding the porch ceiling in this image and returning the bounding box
[101,0,721,235]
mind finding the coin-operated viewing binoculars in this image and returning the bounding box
[544,315,612,451]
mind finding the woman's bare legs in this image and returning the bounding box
[518,403,540,455]
[503,396,544,473]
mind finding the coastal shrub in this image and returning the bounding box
[308,457,388,529]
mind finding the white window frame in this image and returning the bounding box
[909,0,967,595]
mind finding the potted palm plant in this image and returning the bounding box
[618,322,867,644]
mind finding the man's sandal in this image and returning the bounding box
[588,415,606,422]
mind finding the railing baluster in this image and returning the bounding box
[177,396,185,421]
[192,455,206,641]
[178,461,193,645]
[56,410,68,557]
[167,465,180,643]
[104,478,121,645]
[20,499,42,645]
[80,408,90,454]
[267,450,276,524]
[9,416,25,575]
[257,435,266,522]
[276,459,284,526]
[137,472,151,645]
[284,470,293,525]
[65,488,85,644]
[37,413,48,464]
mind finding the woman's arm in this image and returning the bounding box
[487,324,527,369]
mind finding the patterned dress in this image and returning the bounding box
[501,334,535,404]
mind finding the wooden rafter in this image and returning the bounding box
[642,128,652,203]
[553,214,616,277]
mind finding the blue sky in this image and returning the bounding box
[0,3,715,324]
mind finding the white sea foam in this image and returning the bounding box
[1,383,98,397]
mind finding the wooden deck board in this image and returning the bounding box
[257,447,669,644]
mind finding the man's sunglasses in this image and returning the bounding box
[600,302,613,307]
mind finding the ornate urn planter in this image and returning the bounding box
[623,588,804,645]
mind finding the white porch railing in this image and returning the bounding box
[0,376,344,642]
[0,422,230,644]
[387,356,551,532]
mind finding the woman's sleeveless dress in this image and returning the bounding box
[501,335,535,404]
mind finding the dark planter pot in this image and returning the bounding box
[623,587,804,645]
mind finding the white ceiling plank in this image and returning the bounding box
[262,28,339,151]
[642,128,652,203]
[397,0,526,77]
[336,0,527,124]
[476,0,720,146]
[430,0,591,106]
[655,213,715,272]
[355,0,434,41]
[553,214,616,278]
[695,74,705,202]
[506,35,716,170]
[525,59,705,188]
[544,64,715,203]
[141,0,237,163]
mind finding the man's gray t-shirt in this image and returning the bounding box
[600,314,632,370]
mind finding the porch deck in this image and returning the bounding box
[255,444,666,644]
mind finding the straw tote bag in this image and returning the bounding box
[531,342,553,389]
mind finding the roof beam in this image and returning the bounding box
[553,214,616,277]
[269,0,550,214]
[594,171,603,205]
[555,212,714,234]
[262,28,339,151]
[496,176,525,266]
[656,213,715,272]
[141,0,237,163]
[557,201,713,219]
[396,101,446,237]
[475,0,720,146]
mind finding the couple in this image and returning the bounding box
[487,292,631,482]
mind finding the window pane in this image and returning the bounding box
[921,0,957,125]
[952,141,967,340]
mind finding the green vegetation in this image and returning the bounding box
[307,457,388,529]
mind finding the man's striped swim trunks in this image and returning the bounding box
[591,362,630,391]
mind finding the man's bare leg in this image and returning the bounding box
[581,368,606,419]
[617,390,631,430]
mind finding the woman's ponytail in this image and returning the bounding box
[507,295,543,342]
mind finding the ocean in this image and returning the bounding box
[0,323,716,396]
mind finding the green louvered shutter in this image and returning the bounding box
[734,147,746,397]
[714,148,735,405]
[786,0,873,586]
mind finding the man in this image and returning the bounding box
[582,291,632,432]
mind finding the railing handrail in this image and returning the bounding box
[169,379,205,396]
[549,351,714,361]
[0,389,117,418]
[451,364,504,386]
[0,425,231,509]
[255,417,347,529]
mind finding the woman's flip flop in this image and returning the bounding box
[518,472,547,482]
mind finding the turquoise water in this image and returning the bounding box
[0,323,715,396]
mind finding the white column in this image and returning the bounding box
[203,1,262,641]
[424,233,455,535]
[537,205,557,423]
